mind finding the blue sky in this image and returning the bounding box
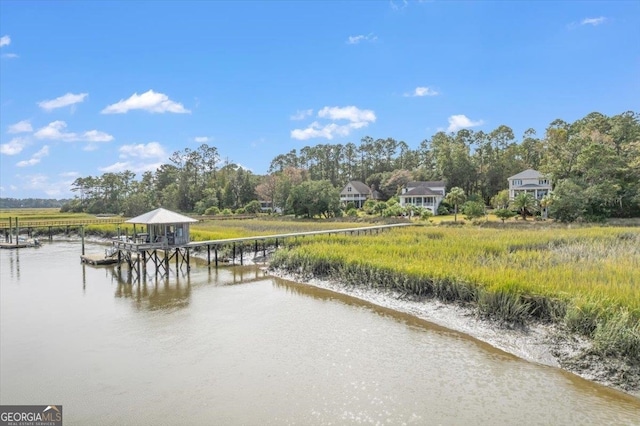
[1,1,639,199]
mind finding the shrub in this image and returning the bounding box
[419,208,433,220]
[462,201,485,221]
[494,208,517,222]
[437,204,450,215]
[244,200,263,214]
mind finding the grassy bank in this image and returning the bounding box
[270,225,640,362]
[0,208,94,221]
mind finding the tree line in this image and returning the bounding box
[61,110,640,221]
[0,198,71,209]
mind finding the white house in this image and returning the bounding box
[340,181,381,208]
[508,169,552,200]
[398,181,446,215]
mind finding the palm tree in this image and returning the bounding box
[511,192,538,220]
[445,187,466,222]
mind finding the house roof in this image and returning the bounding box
[370,189,383,200]
[406,181,446,188]
[341,181,371,195]
[401,186,442,196]
[508,169,545,180]
[125,208,199,224]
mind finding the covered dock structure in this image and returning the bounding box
[113,208,199,279]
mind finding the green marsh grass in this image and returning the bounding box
[0,208,95,222]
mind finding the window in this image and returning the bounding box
[347,186,352,192]
[512,179,522,186]
[539,179,549,185]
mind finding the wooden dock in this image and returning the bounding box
[0,242,33,249]
[105,222,415,282]
[80,254,120,265]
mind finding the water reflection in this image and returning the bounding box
[5,249,20,281]
[110,267,191,311]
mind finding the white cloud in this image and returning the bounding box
[34,121,113,143]
[34,121,76,141]
[291,106,377,141]
[102,90,190,114]
[568,16,608,29]
[404,86,439,97]
[390,0,408,11]
[82,130,114,142]
[581,17,606,26]
[16,146,49,167]
[99,142,167,173]
[194,136,210,143]
[118,142,167,159]
[1,137,29,155]
[347,33,377,45]
[446,114,484,132]
[59,171,79,178]
[317,106,376,123]
[99,160,164,174]
[290,109,313,120]
[17,173,77,197]
[8,120,33,134]
[38,93,88,111]
[291,122,353,140]
[2,53,18,59]
[0,35,10,47]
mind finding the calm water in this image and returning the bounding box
[1,241,639,425]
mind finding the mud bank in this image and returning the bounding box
[268,268,640,398]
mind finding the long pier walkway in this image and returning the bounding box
[1,217,125,243]
[111,222,413,280]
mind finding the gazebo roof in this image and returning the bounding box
[125,208,198,225]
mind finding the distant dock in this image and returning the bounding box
[0,242,33,249]
[0,239,41,249]
[80,254,120,265]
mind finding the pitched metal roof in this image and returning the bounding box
[508,169,545,180]
[125,208,199,224]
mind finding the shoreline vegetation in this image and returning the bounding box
[2,210,639,396]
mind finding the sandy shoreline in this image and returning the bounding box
[266,268,640,398]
